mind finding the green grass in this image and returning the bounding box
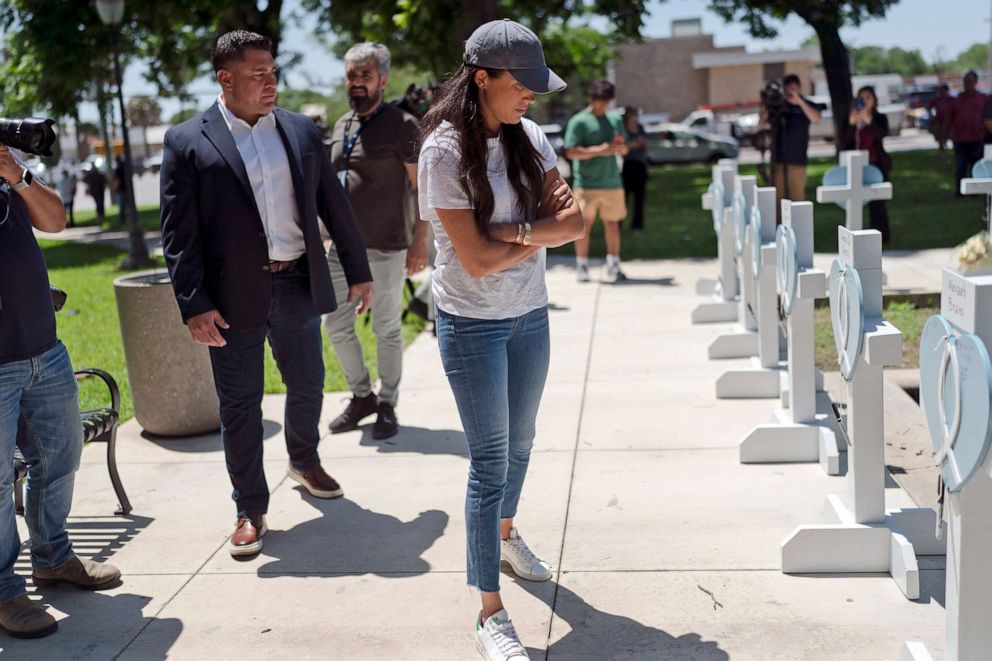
[815,301,936,372]
[43,240,426,422]
[550,149,987,260]
[71,204,162,232]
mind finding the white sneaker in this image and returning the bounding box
[576,263,590,282]
[475,609,529,660]
[500,528,552,582]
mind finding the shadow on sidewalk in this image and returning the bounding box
[519,578,729,660]
[141,419,283,453]
[358,425,469,457]
[254,497,448,577]
[5,515,181,659]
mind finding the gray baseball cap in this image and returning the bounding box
[463,19,566,95]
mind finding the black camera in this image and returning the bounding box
[760,81,786,115]
[0,117,57,157]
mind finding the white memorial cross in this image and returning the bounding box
[781,227,944,600]
[738,201,841,474]
[815,150,893,231]
[715,186,785,398]
[960,144,992,234]
[903,270,992,660]
[707,175,760,358]
[693,160,740,323]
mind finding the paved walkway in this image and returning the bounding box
[7,257,945,659]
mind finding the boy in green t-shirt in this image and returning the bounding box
[564,79,628,283]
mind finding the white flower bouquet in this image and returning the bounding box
[955,231,992,273]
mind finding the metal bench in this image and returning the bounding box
[13,368,131,516]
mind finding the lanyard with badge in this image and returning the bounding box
[338,105,385,191]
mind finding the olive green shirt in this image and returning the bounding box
[563,108,624,189]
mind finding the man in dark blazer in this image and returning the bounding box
[160,30,373,559]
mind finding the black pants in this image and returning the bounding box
[955,140,984,196]
[208,264,325,516]
[64,201,74,227]
[622,160,648,231]
[92,190,105,219]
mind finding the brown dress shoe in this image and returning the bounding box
[287,465,344,499]
[0,595,57,639]
[32,556,121,590]
[229,514,267,558]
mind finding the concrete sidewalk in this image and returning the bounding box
[8,258,945,660]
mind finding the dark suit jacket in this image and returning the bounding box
[160,102,372,331]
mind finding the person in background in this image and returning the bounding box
[81,165,107,223]
[322,42,429,441]
[56,165,77,227]
[762,73,822,213]
[928,83,953,157]
[621,106,649,235]
[845,85,892,243]
[564,79,628,283]
[949,70,987,196]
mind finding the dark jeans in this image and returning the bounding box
[954,140,984,195]
[92,189,105,219]
[209,263,325,517]
[622,160,648,231]
[869,167,891,243]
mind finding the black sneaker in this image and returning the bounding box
[328,393,378,434]
[372,402,398,440]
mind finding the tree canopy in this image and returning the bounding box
[710,0,899,145]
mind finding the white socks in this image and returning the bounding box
[606,254,620,268]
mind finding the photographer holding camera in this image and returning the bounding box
[0,122,121,640]
[760,74,822,215]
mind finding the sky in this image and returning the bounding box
[86,0,992,123]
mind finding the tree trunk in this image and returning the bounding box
[811,22,852,154]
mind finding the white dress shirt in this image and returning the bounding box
[217,95,304,261]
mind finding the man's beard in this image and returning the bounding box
[349,87,381,114]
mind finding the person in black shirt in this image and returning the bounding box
[0,145,121,639]
[761,74,822,215]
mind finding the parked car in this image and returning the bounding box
[143,151,164,174]
[644,123,740,165]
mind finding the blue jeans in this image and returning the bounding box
[436,306,550,593]
[0,342,83,602]
[209,264,325,517]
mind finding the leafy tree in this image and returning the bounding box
[850,45,928,76]
[127,96,163,157]
[301,0,647,81]
[0,1,291,120]
[949,43,988,74]
[710,0,899,147]
[168,108,201,125]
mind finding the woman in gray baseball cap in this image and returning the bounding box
[418,18,582,661]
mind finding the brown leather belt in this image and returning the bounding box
[268,258,299,273]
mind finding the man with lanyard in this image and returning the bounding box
[0,145,121,639]
[323,42,429,440]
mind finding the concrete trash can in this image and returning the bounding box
[114,270,221,436]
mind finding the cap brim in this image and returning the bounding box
[509,66,567,95]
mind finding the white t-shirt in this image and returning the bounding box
[418,118,558,320]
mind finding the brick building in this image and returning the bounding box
[613,19,821,120]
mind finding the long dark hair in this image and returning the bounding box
[421,64,545,238]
